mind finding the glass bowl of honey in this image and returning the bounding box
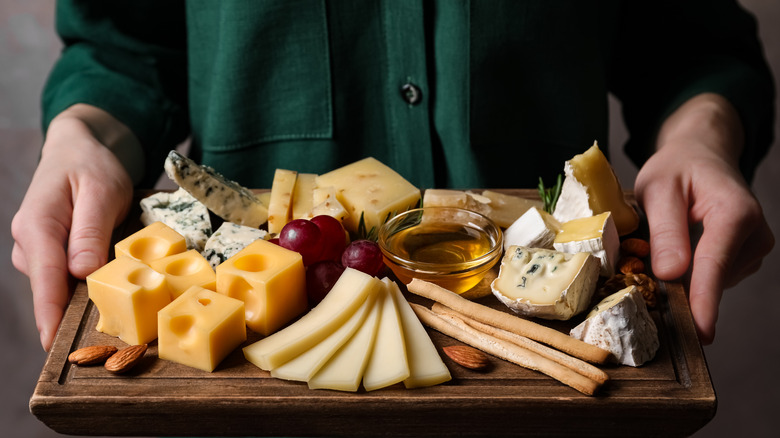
[378,207,503,295]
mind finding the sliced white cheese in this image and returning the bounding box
[139,187,212,251]
[422,189,492,217]
[490,246,599,320]
[570,286,659,366]
[164,150,268,228]
[362,279,410,391]
[267,168,298,235]
[503,207,561,251]
[291,173,318,220]
[201,222,267,270]
[553,212,620,277]
[480,190,544,229]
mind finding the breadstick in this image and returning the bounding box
[431,302,609,384]
[410,303,602,396]
[407,278,610,364]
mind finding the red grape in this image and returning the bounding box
[278,219,322,266]
[306,260,345,307]
[310,215,348,262]
[341,239,385,277]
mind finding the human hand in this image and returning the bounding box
[11,106,139,351]
[634,94,774,345]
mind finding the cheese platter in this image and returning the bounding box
[30,185,715,438]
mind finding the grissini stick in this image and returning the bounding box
[431,302,609,384]
[407,278,610,364]
[410,303,603,396]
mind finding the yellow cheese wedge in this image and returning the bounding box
[307,294,382,391]
[86,256,171,345]
[149,249,216,299]
[157,286,246,372]
[291,173,318,220]
[267,168,298,234]
[243,267,383,370]
[315,157,421,234]
[114,221,187,265]
[270,291,376,382]
[385,279,451,388]
[362,279,410,391]
[480,190,544,229]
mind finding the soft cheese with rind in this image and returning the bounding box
[570,286,659,366]
[491,246,599,320]
[140,188,212,252]
[164,150,268,228]
[503,207,561,251]
[553,212,620,277]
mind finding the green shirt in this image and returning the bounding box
[43,0,774,189]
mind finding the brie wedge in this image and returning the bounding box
[504,207,561,251]
[490,246,599,320]
[570,286,659,367]
[553,212,620,277]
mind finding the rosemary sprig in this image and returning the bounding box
[538,174,563,214]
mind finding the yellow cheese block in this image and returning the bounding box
[267,168,298,234]
[86,256,171,345]
[291,173,318,220]
[315,157,421,234]
[362,279,410,391]
[309,186,349,222]
[158,286,246,372]
[385,279,451,389]
[270,291,376,382]
[149,249,216,299]
[307,293,382,391]
[480,190,543,229]
[215,239,307,336]
[243,267,383,370]
[114,221,187,265]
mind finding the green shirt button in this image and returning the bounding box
[400,83,422,105]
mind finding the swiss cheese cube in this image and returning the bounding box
[315,157,421,234]
[158,286,246,372]
[86,256,171,345]
[267,168,298,234]
[149,249,217,299]
[216,239,307,336]
[114,221,187,265]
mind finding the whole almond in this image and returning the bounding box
[443,345,490,371]
[617,256,645,274]
[68,345,118,365]
[620,238,650,258]
[105,344,148,374]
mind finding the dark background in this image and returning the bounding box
[2,1,777,436]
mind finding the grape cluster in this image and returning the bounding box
[278,216,385,307]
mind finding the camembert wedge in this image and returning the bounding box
[553,212,620,277]
[504,207,561,251]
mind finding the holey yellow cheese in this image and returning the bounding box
[216,239,307,336]
[553,142,639,236]
[243,267,383,370]
[114,221,187,265]
[86,256,171,345]
[149,249,216,299]
[315,157,421,234]
[158,286,246,372]
[490,246,599,320]
[553,212,620,277]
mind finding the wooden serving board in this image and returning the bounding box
[30,190,715,437]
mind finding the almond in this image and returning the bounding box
[104,344,148,374]
[68,345,118,365]
[442,345,490,371]
[620,238,650,258]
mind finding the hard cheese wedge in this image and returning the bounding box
[491,246,599,320]
[554,212,620,277]
[422,189,491,217]
[270,291,376,382]
[480,190,544,229]
[385,278,451,389]
[243,267,383,370]
[164,150,268,228]
[267,168,298,235]
[290,173,318,220]
[362,279,410,391]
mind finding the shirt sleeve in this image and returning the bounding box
[609,0,775,183]
[42,0,189,187]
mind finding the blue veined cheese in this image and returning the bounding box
[201,222,268,270]
[140,188,212,251]
[490,246,599,320]
[164,150,268,228]
[570,286,659,366]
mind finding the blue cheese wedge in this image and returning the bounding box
[490,246,599,320]
[503,207,561,251]
[570,286,659,366]
[164,150,268,228]
[201,222,268,270]
[553,212,620,277]
[139,188,212,251]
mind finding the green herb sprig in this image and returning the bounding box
[538,174,563,214]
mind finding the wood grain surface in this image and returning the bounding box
[29,190,715,437]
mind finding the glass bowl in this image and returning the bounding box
[378,207,503,295]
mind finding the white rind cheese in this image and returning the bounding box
[490,246,599,320]
[503,207,561,251]
[139,188,212,251]
[201,222,268,270]
[570,286,659,367]
[553,212,620,277]
[553,160,593,223]
[164,150,268,228]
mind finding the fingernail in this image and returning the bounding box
[72,252,100,272]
